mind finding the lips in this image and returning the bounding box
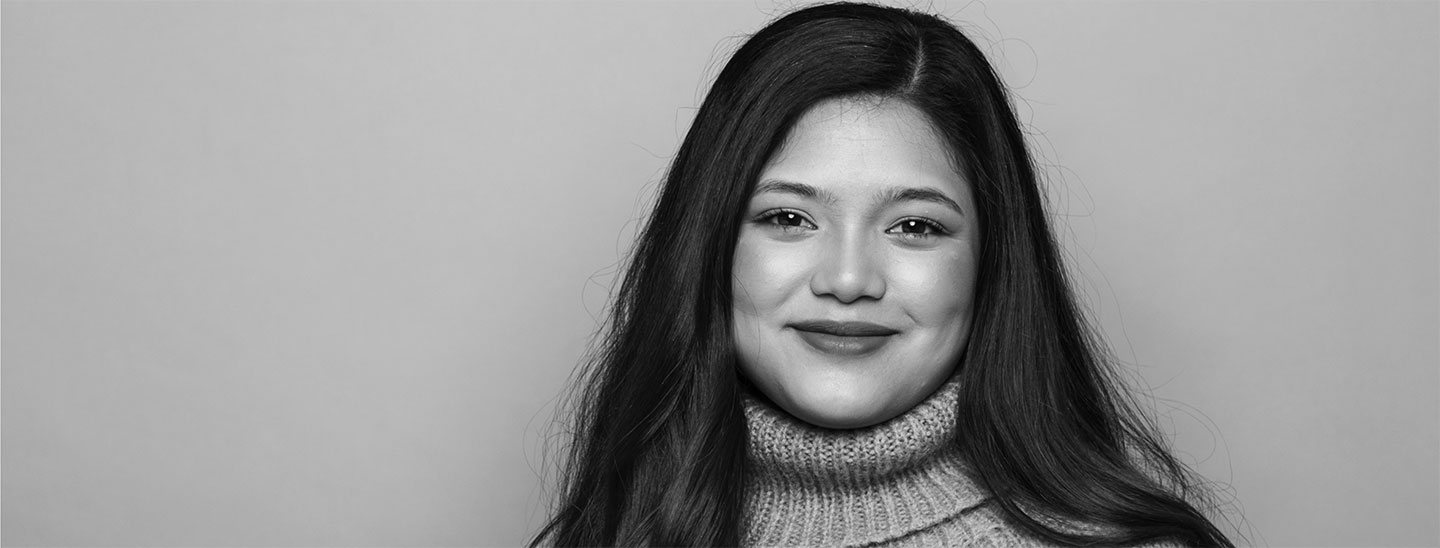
[789,320,899,356]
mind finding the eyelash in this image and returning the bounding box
[887,217,949,238]
[755,210,948,238]
[756,209,817,231]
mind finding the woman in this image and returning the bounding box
[533,3,1233,546]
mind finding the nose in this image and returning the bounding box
[809,230,886,303]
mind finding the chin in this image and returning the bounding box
[783,386,899,430]
[800,411,888,430]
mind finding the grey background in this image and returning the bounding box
[3,1,1436,546]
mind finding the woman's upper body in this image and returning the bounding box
[532,3,1233,546]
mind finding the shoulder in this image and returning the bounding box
[894,502,1188,548]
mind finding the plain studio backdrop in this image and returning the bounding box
[3,1,1436,546]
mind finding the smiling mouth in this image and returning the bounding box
[789,320,899,356]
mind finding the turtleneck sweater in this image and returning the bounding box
[741,377,1184,547]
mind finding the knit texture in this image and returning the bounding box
[740,377,1184,547]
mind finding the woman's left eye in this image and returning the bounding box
[887,218,946,237]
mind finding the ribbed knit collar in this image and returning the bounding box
[741,376,990,546]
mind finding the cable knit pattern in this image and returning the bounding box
[741,377,1185,548]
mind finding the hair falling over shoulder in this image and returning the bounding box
[531,3,1235,546]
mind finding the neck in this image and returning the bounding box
[741,376,989,546]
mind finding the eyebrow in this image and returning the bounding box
[752,179,964,216]
[877,187,966,217]
[752,179,837,205]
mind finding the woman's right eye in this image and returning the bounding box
[757,209,817,231]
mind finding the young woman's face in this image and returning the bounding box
[732,97,980,429]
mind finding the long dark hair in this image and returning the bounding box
[533,3,1232,546]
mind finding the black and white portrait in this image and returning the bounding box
[3,2,1436,546]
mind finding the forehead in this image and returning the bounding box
[759,97,965,194]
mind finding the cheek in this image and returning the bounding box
[731,231,812,319]
[891,244,980,324]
